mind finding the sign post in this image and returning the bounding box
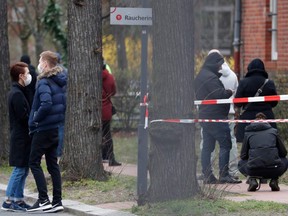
[110,5,152,201]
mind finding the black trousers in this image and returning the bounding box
[29,128,62,203]
[102,120,114,160]
[238,158,288,179]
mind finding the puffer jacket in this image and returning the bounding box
[195,52,232,119]
[240,122,287,169]
[29,66,67,133]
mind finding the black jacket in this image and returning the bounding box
[195,52,232,119]
[8,83,31,167]
[235,59,278,142]
[240,122,287,169]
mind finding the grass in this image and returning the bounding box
[113,130,138,164]
[132,199,288,216]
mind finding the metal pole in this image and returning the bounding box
[233,0,241,79]
[137,0,149,201]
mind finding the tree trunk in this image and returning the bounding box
[0,0,11,164]
[114,26,128,70]
[21,37,29,55]
[147,1,198,202]
[63,0,105,180]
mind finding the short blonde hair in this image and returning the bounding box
[40,51,58,68]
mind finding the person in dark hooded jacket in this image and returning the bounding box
[27,51,66,213]
[195,52,240,184]
[235,58,278,143]
[238,112,288,192]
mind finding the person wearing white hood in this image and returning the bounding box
[199,49,240,179]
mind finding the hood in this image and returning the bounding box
[245,122,272,132]
[219,62,232,77]
[38,66,67,87]
[202,52,224,75]
[245,58,268,78]
[20,55,31,65]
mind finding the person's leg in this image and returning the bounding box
[201,123,216,178]
[102,121,111,160]
[14,167,29,201]
[57,125,64,163]
[5,167,18,201]
[228,114,239,176]
[102,120,121,166]
[44,128,62,205]
[213,122,231,178]
[29,131,50,202]
[2,167,28,211]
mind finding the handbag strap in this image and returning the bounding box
[242,79,269,111]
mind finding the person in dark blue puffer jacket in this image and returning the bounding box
[27,51,66,213]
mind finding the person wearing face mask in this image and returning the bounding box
[1,62,32,211]
[27,51,66,213]
[195,51,241,184]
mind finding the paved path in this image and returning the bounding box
[105,163,288,204]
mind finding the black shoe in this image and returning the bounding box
[109,159,122,166]
[219,175,242,184]
[269,179,280,191]
[203,174,219,184]
[44,201,64,213]
[247,178,259,191]
[27,199,52,212]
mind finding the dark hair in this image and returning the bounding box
[40,51,58,67]
[10,62,28,82]
[255,112,267,119]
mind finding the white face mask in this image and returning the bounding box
[24,74,32,86]
[37,64,44,74]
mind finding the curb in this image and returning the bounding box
[0,183,136,216]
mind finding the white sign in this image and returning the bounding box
[110,7,152,26]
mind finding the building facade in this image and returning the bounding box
[241,0,288,74]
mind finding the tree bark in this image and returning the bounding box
[0,0,11,164]
[146,0,198,202]
[63,0,105,180]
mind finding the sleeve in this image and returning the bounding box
[33,81,53,123]
[266,80,278,107]
[204,77,232,100]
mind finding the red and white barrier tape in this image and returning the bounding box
[151,118,288,124]
[194,95,288,105]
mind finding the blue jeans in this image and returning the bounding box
[57,125,64,157]
[200,122,232,177]
[5,167,29,201]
